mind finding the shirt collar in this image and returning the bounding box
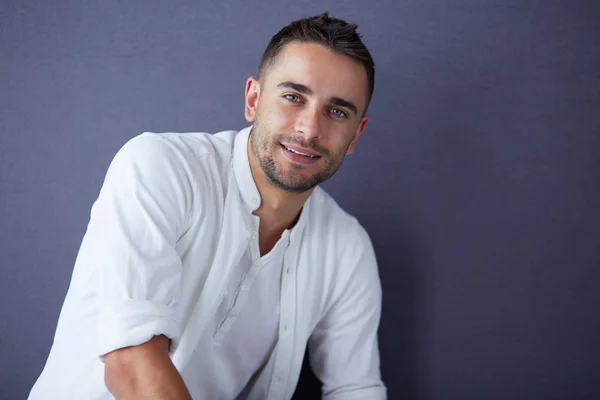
[233,126,261,213]
[232,126,311,242]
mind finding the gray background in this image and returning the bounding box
[1,0,600,399]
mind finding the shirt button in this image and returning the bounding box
[241,284,248,291]
[222,290,228,298]
[286,267,290,274]
[249,196,258,205]
[246,231,252,239]
[284,324,288,331]
[275,376,282,384]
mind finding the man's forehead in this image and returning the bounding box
[274,42,362,73]
[264,42,368,109]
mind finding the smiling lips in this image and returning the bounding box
[280,143,322,165]
[284,145,319,158]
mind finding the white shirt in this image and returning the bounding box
[29,126,386,400]
[181,222,289,399]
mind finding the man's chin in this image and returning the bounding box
[269,173,320,194]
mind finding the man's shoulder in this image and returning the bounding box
[106,129,241,198]
[308,187,369,243]
[114,129,241,179]
[130,129,239,160]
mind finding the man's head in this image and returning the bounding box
[245,12,375,194]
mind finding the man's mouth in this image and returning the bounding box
[279,143,322,165]
[281,144,321,159]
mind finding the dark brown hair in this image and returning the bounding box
[258,12,375,112]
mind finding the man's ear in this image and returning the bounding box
[346,115,369,155]
[245,77,261,122]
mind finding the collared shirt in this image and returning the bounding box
[28,127,386,400]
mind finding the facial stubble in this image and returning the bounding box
[249,118,350,194]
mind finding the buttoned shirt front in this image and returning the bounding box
[29,126,386,399]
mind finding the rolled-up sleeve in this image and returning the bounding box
[308,224,386,400]
[82,133,195,360]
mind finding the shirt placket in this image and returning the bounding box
[214,255,264,340]
[267,233,297,399]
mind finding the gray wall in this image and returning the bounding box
[2,1,599,399]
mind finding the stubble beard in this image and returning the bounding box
[249,121,347,194]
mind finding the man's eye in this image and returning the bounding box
[284,94,301,102]
[331,108,348,119]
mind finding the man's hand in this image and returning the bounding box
[104,335,192,400]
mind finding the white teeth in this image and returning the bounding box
[285,146,315,158]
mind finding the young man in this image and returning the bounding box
[29,12,385,399]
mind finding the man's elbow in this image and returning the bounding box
[104,347,137,396]
[103,334,171,396]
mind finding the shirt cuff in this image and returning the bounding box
[323,386,387,400]
[96,298,181,362]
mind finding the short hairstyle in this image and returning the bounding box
[258,12,375,112]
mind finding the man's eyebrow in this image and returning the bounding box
[277,81,313,95]
[277,81,358,116]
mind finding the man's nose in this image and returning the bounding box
[294,105,321,140]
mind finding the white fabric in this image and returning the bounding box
[28,126,386,400]
[180,229,289,399]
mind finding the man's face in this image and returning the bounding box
[245,42,370,193]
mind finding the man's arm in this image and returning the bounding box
[104,335,191,399]
[86,133,198,395]
[308,224,386,400]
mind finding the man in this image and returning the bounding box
[29,12,385,399]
